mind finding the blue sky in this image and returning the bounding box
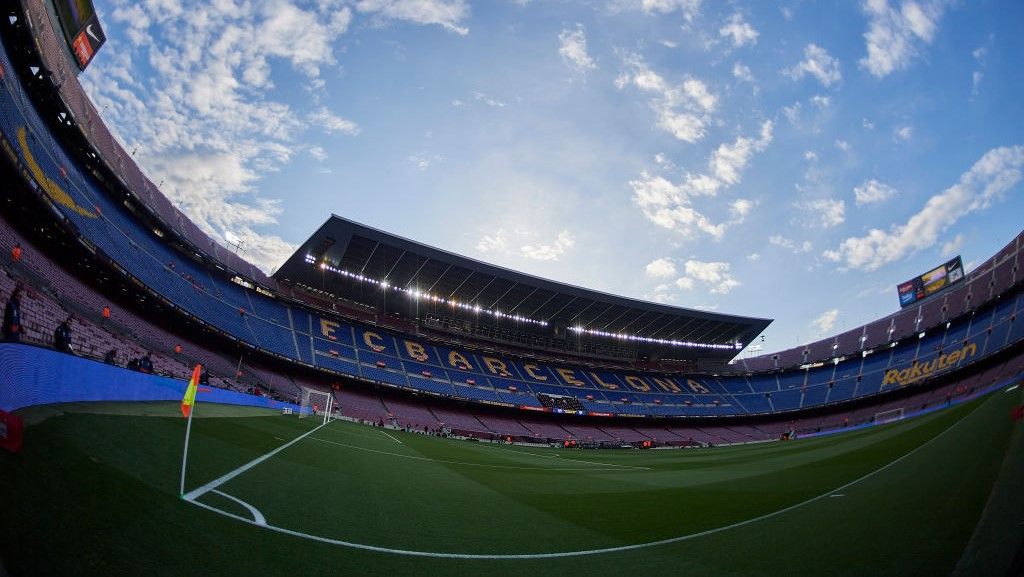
[79,0,1024,355]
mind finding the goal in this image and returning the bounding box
[875,407,904,424]
[298,386,335,426]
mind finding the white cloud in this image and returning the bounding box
[746,252,760,261]
[645,258,677,279]
[309,107,361,135]
[795,198,846,228]
[618,55,716,143]
[710,120,774,185]
[971,37,992,97]
[769,235,813,254]
[630,121,773,237]
[732,62,754,83]
[476,229,507,253]
[804,150,818,162]
[520,230,576,261]
[835,139,851,152]
[854,179,898,206]
[355,0,470,35]
[785,43,842,87]
[675,260,740,294]
[811,308,840,335]
[719,13,758,48]
[783,102,802,126]
[825,146,1024,270]
[630,172,727,238]
[894,125,913,142]
[558,24,596,73]
[859,0,946,78]
[473,91,507,108]
[810,94,831,109]
[637,0,702,20]
[730,198,755,220]
[308,146,327,161]
[941,233,964,257]
[408,154,431,170]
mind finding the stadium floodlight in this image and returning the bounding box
[315,263,550,326]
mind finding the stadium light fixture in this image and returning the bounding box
[567,326,737,350]
[312,262,549,326]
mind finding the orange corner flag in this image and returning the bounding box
[181,364,202,418]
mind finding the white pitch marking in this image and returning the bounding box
[183,421,330,502]
[1005,384,1019,392]
[829,494,845,498]
[308,436,643,471]
[185,398,988,559]
[211,490,267,526]
[381,430,403,444]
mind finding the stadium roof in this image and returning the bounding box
[275,216,772,358]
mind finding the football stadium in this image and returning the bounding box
[1,1,1023,576]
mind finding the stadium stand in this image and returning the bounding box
[0,0,1022,447]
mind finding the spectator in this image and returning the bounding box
[102,305,111,325]
[174,344,182,355]
[199,370,209,386]
[138,351,154,374]
[53,316,74,354]
[127,357,139,371]
[103,349,117,365]
[3,288,24,341]
[11,243,22,264]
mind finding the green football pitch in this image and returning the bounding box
[2,385,1022,577]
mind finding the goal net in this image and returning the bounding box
[299,387,335,426]
[875,407,904,424]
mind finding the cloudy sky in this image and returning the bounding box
[80,0,1024,356]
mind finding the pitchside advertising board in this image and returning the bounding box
[51,0,106,71]
[897,256,965,308]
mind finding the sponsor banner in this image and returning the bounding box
[587,411,614,417]
[882,342,979,388]
[519,405,549,412]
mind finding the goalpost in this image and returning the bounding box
[875,407,904,424]
[299,386,335,426]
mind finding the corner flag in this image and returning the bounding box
[181,364,201,418]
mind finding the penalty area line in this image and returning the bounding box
[184,397,988,560]
[381,430,403,444]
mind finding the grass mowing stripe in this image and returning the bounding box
[185,394,993,560]
[305,435,641,471]
[183,420,331,501]
[466,442,651,469]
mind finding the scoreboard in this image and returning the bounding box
[897,256,965,308]
[51,0,106,71]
